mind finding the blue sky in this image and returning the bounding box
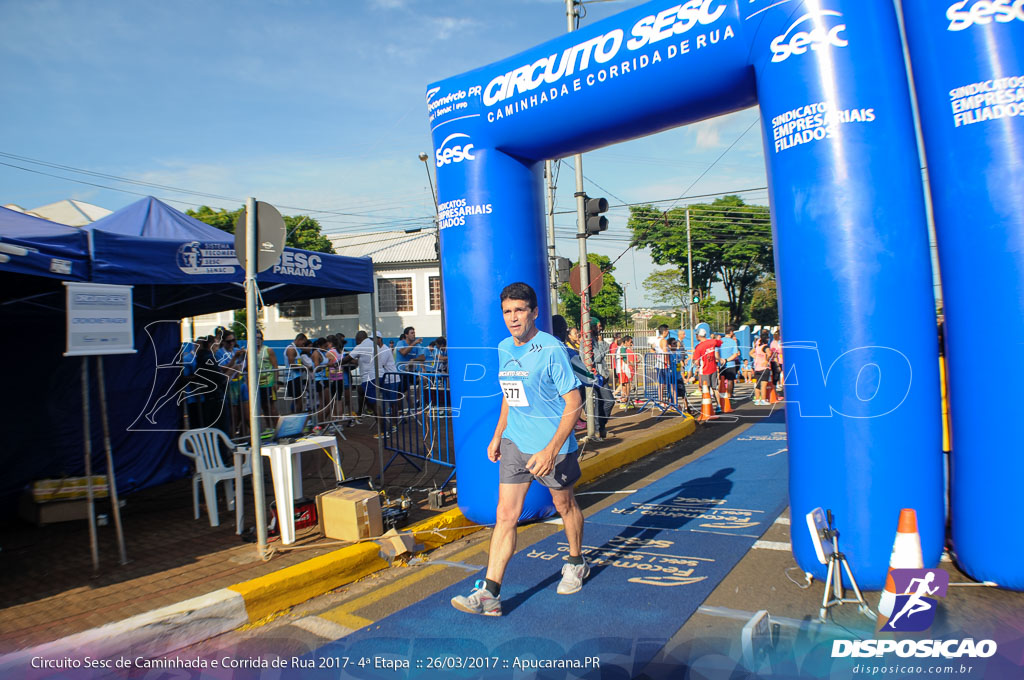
[0,0,768,306]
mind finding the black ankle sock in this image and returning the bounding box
[567,555,584,566]
[484,579,501,596]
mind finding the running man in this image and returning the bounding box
[451,282,585,616]
[887,572,940,628]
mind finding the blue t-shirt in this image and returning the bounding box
[395,340,424,370]
[497,330,581,455]
[720,337,740,368]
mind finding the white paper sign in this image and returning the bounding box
[64,282,136,356]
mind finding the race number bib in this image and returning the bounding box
[500,380,529,407]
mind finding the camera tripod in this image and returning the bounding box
[818,509,876,623]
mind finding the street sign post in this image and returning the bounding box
[569,263,603,298]
[234,201,286,273]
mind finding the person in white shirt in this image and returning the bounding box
[344,330,399,425]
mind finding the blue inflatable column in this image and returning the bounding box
[744,1,943,588]
[902,1,1024,590]
[430,144,556,525]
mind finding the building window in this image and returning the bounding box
[324,295,359,316]
[378,277,413,313]
[429,276,442,311]
[278,299,312,319]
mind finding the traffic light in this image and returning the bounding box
[691,294,701,304]
[554,257,571,284]
[584,196,609,236]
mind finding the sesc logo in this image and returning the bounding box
[947,0,1024,31]
[770,10,849,63]
[435,133,476,167]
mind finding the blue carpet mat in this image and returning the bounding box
[291,419,789,679]
[588,420,788,537]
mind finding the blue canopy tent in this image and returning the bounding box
[0,197,374,520]
[84,197,373,319]
[0,206,90,307]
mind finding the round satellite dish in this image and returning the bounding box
[235,202,286,273]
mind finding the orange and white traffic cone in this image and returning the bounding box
[699,383,715,421]
[877,508,924,628]
[768,380,778,404]
[719,378,732,413]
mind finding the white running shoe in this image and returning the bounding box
[451,580,502,616]
[556,559,590,595]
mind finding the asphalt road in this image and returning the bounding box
[172,384,1024,679]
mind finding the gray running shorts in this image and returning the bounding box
[499,438,580,490]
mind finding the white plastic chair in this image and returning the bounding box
[178,427,252,527]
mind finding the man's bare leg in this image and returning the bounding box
[485,482,530,585]
[550,486,583,557]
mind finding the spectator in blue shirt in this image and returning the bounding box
[718,326,741,399]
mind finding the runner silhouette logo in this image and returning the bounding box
[880,568,949,632]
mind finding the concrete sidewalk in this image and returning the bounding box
[0,411,698,671]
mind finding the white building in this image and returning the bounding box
[187,230,444,342]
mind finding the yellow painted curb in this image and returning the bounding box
[226,415,695,624]
[579,415,697,486]
[228,542,387,622]
[226,511,482,623]
[405,507,483,551]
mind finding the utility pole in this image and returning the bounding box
[565,0,596,439]
[418,152,447,338]
[686,207,696,336]
[665,211,686,332]
[622,283,629,326]
[545,160,558,312]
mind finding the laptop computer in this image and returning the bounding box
[262,413,310,445]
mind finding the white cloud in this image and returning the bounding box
[694,119,723,150]
[430,17,478,40]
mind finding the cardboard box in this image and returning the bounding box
[376,528,419,560]
[316,487,382,542]
[19,494,90,526]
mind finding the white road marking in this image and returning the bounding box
[293,616,357,640]
[753,540,791,552]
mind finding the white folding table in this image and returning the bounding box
[234,435,343,543]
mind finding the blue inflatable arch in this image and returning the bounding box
[426,0,1023,590]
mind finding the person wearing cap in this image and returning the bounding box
[692,328,723,410]
[450,282,585,617]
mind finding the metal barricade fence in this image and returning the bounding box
[375,370,456,489]
[639,351,693,417]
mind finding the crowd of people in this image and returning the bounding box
[177,319,779,439]
[178,326,448,438]
[558,323,783,414]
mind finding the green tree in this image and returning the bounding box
[647,314,680,329]
[643,269,689,321]
[558,253,624,328]
[187,206,335,254]
[748,277,779,326]
[628,195,773,326]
